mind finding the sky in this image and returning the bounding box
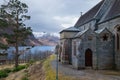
[1,0,102,36]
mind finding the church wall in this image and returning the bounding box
[72,29,97,69]
[98,17,120,32]
[98,17,120,70]
[115,32,120,70]
[81,30,97,69]
[60,32,78,39]
[78,20,96,31]
[60,38,72,64]
[96,34,114,69]
[72,38,85,69]
[60,31,79,64]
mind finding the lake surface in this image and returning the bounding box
[7,46,55,59]
[29,46,55,53]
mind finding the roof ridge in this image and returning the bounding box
[74,0,104,27]
[94,0,115,20]
[98,0,120,24]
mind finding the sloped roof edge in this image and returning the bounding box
[60,27,80,33]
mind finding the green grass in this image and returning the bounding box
[0,64,27,79]
[12,65,26,72]
[43,55,80,80]
[43,55,56,80]
[0,68,11,78]
[0,70,8,78]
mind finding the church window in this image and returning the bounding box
[117,26,120,32]
[73,41,76,56]
[102,34,109,41]
[117,34,119,50]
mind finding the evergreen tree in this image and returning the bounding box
[0,0,32,68]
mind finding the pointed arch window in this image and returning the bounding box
[117,33,119,50]
[73,41,76,56]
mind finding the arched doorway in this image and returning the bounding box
[85,49,92,67]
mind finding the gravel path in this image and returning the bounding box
[51,60,120,80]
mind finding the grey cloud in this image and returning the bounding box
[21,0,102,33]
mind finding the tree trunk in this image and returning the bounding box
[15,45,19,68]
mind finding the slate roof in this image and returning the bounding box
[99,0,120,23]
[60,27,80,33]
[95,27,112,34]
[95,28,106,33]
[74,0,104,27]
[74,28,89,38]
[74,0,120,27]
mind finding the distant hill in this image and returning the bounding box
[24,34,43,46]
[0,26,42,46]
[33,32,59,46]
[0,26,60,46]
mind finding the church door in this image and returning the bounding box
[85,49,92,67]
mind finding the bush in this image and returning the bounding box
[12,65,26,72]
[29,59,35,65]
[3,68,11,73]
[0,70,8,78]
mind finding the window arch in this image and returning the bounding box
[117,33,119,50]
[73,41,76,56]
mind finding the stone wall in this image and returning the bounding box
[60,32,78,39]
[60,39,72,64]
[72,29,97,69]
[96,35,114,69]
[98,17,120,70]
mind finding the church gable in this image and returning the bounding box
[75,28,96,40]
[95,28,113,42]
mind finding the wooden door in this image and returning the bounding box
[85,49,92,67]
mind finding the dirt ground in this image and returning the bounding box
[28,62,45,80]
[0,64,14,70]
[0,62,45,80]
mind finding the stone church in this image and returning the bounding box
[59,0,120,70]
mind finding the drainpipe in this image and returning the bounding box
[96,34,98,70]
[95,20,99,70]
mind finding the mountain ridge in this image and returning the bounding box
[33,32,59,46]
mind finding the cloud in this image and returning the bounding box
[1,0,102,34]
[53,16,78,28]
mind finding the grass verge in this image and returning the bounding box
[0,64,27,79]
[43,54,80,80]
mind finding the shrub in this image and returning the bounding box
[29,59,35,65]
[3,68,11,73]
[12,65,26,72]
[0,70,8,78]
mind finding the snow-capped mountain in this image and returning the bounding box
[33,32,60,38]
[33,32,60,46]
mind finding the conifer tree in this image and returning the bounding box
[0,0,32,68]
